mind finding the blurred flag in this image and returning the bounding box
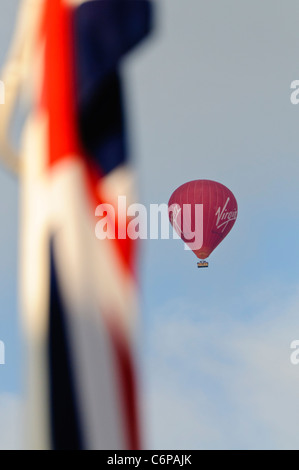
[18,0,153,449]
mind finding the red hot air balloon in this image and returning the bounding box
[168,180,238,267]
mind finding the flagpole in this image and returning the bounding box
[0,64,20,176]
[0,0,44,177]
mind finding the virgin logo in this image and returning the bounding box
[215,197,237,232]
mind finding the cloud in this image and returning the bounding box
[141,284,299,449]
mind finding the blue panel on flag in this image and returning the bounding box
[49,244,84,450]
[74,0,153,175]
[74,0,152,104]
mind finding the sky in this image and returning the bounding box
[1,0,299,450]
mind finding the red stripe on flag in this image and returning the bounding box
[107,317,141,450]
[40,0,80,161]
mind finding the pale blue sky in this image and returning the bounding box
[1,0,299,449]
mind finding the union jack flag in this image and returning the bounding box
[1,0,152,450]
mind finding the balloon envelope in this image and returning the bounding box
[168,180,238,259]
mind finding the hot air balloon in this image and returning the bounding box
[168,180,238,267]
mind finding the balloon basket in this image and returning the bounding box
[197,261,209,268]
